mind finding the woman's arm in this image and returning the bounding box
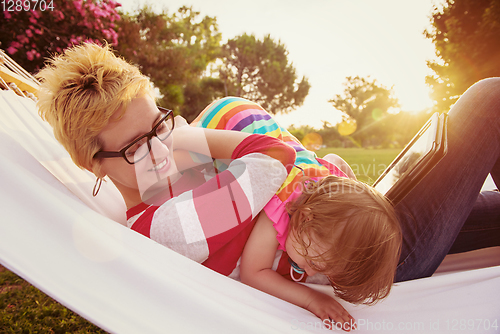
[172,126,250,159]
[172,122,295,173]
[240,212,355,330]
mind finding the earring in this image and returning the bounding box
[92,177,103,197]
[288,258,305,282]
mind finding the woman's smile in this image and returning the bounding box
[148,158,169,172]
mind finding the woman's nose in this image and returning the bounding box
[148,136,170,162]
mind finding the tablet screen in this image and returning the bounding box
[373,114,438,196]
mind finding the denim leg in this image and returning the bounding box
[394,78,500,282]
[448,190,500,253]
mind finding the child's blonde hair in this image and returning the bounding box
[36,42,154,177]
[287,175,401,305]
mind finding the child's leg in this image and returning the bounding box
[395,77,500,282]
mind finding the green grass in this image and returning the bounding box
[0,265,107,333]
[0,148,402,332]
[315,148,400,184]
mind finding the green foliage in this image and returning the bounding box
[2,2,311,118]
[181,77,225,122]
[316,121,344,148]
[0,0,121,73]
[220,34,310,114]
[329,76,400,147]
[116,6,222,111]
[425,0,500,112]
[0,266,105,333]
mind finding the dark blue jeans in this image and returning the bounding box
[395,77,500,282]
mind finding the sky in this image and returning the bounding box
[117,0,440,129]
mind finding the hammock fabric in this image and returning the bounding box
[0,89,499,333]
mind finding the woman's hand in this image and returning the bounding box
[174,115,189,128]
[304,290,356,331]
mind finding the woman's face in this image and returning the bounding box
[98,95,178,207]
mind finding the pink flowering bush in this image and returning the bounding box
[0,0,122,73]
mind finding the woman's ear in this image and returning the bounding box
[89,160,106,179]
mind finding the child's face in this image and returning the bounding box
[285,232,326,277]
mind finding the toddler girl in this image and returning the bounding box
[193,97,402,330]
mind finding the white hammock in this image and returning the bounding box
[0,88,499,333]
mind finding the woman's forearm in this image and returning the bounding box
[173,127,251,160]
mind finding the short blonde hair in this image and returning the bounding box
[36,42,154,176]
[288,175,401,305]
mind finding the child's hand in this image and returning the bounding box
[305,290,356,331]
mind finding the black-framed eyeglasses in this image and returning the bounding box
[93,107,175,164]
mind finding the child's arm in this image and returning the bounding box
[240,212,355,330]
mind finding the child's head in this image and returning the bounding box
[287,175,401,305]
[36,42,155,177]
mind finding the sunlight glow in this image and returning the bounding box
[118,0,439,129]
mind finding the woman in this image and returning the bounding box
[36,42,296,277]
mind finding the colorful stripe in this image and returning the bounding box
[194,96,337,203]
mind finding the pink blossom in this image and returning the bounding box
[102,29,111,40]
[73,0,83,13]
[109,29,119,45]
[92,7,105,18]
[16,35,29,44]
[26,30,33,38]
[31,10,41,19]
[11,41,22,48]
[4,11,12,19]
[34,29,42,35]
[26,50,36,61]
[29,16,37,24]
[6,46,18,55]
[53,10,64,21]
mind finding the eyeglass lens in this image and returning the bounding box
[124,113,174,164]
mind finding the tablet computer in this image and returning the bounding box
[373,112,448,205]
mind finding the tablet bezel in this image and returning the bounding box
[373,112,448,204]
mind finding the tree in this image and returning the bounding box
[425,0,500,112]
[180,77,225,122]
[329,76,399,147]
[0,0,121,73]
[220,34,310,114]
[116,6,222,111]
